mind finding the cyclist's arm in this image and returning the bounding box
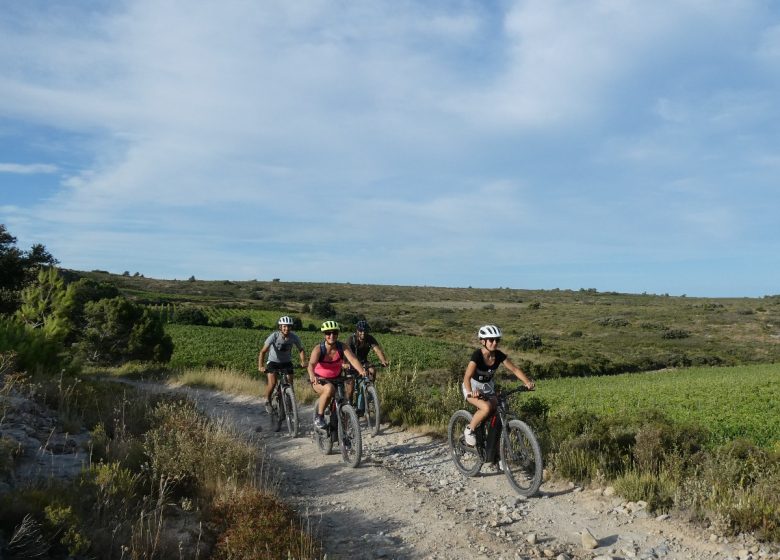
[463,361,477,397]
[307,345,320,383]
[504,357,534,390]
[258,344,271,373]
[344,348,368,377]
[371,344,389,367]
[297,348,306,369]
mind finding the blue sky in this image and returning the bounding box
[1,1,779,298]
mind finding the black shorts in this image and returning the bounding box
[266,362,294,375]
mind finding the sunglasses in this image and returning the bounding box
[324,331,339,336]
[485,337,501,343]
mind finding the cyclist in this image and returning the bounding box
[259,316,306,413]
[462,324,535,447]
[345,320,389,415]
[308,320,368,429]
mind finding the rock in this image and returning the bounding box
[603,486,616,497]
[526,533,537,545]
[581,528,599,549]
[556,555,571,560]
[655,514,670,521]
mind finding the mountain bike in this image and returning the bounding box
[350,362,383,436]
[267,369,299,437]
[313,375,362,468]
[448,386,543,497]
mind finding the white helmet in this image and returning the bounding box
[278,316,294,325]
[478,324,502,339]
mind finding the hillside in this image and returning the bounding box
[74,270,780,377]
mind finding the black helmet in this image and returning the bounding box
[356,320,370,332]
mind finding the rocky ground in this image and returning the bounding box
[1,382,778,560]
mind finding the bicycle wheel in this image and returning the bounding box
[364,385,381,436]
[268,391,281,432]
[501,419,543,497]
[315,415,333,455]
[448,410,482,476]
[283,387,298,438]
[338,404,362,468]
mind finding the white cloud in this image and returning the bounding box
[0,163,58,174]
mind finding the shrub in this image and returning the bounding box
[513,332,543,351]
[172,306,209,325]
[662,328,690,339]
[594,316,629,327]
[210,489,320,560]
[78,297,173,365]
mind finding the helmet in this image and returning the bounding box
[320,320,340,332]
[356,320,369,332]
[278,316,294,326]
[478,324,502,339]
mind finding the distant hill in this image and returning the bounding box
[72,269,780,377]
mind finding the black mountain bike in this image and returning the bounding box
[351,363,383,436]
[313,376,362,468]
[268,371,299,437]
[448,386,543,497]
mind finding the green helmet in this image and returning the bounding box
[320,320,340,332]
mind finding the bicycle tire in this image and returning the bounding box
[268,390,281,432]
[315,416,333,455]
[364,385,381,436]
[501,419,543,497]
[283,386,298,438]
[448,410,482,476]
[338,404,362,468]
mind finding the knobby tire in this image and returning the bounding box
[448,410,482,477]
[501,419,543,497]
[283,386,298,438]
[364,385,381,436]
[338,404,362,468]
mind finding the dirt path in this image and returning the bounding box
[148,383,773,560]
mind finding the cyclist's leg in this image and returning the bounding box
[465,395,496,431]
[344,375,355,403]
[264,371,278,408]
[312,379,336,416]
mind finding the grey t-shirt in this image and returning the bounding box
[264,331,303,364]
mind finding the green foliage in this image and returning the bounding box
[173,306,209,325]
[538,364,780,448]
[0,316,68,374]
[78,297,173,365]
[513,332,543,351]
[0,224,58,314]
[310,299,336,317]
[15,267,73,341]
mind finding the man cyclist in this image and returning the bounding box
[345,320,389,415]
[259,316,306,413]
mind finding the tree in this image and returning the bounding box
[15,267,73,341]
[77,297,173,365]
[0,224,58,314]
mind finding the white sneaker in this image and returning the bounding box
[463,426,476,446]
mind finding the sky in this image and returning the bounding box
[1,1,779,298]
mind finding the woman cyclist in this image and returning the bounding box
[308,320,368,429]
[462,324,535,446]
[345,320,389,414]
[259,316,306,413]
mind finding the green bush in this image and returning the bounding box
[513,332,543,351]
[172,306,209,325]
[0,316,69,374]
[78,297,173,365]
